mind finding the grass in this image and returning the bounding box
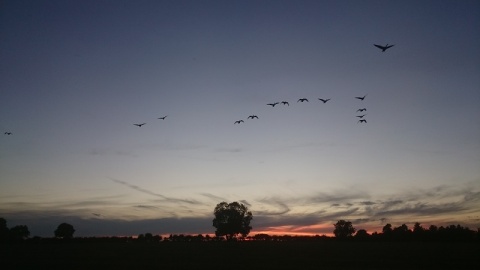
[2,240,479,269]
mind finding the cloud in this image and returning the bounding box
[249,183,480,233]
[200,193,227,203]
[89,148,138,157]
[306,189,369,204]
[2,183,479,237]
[359,201,376,206]
[214,147,243,153]
[254,198,290,215]
[239,200,251,207]
[108,177,198,205]
[133,205,159,210]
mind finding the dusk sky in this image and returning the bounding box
[1,0,479,237]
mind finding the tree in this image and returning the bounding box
[0,218,9,241]
[212,201,252,240]
[355,229,370,240]
[54,223,75,239]
[382,223,393,234]
[333,220,356,239]
[10,225,30,240]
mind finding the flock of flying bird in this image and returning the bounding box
[234,95,369,125]
[133,115,168,128]
[230,43,396,126]
[3,44,393,135]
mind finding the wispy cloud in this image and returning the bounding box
[133,205,159,210]
[200,193,227,202]
[214,147,243,153]
[255,198,290,215]
[108,177,198,205]
[2,183,479,236]
[250,183,480,233]
[89,148,138,157]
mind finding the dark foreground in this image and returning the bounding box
[3,241,479,270]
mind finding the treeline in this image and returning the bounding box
[249,223,479,242]
[1,216,479,243]
[0,218,29,242]
[370,222,479,242]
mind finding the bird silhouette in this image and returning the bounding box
[318,98,330,103]
[4,132,12,135]
[358,119,367,123]
[297,98,309,102]
[374,44,394,52]
[355,95,367,100]
[281,101,289,106]
[234,120,244,124]
[267,102,279,107]
[248,115,259,119]
[134,123,146,127]
[158,115,167,120]
[356,114,367,118]
[357,108,367,112]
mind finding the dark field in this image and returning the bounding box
[3,241,479,270]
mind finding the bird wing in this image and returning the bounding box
[386,44,394,49]
[374,44,385,50]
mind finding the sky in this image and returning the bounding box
[1,0,479,237]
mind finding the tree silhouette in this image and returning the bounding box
[333,220,356,239]
[382,223,393,239]
[54,223,75,239]
[212,201,252,240]
[354,229,370,240]
[0,217,9,241]
[10,225,30,240]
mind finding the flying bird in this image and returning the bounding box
[355,95,367,100]
[4,132,12,135]
[248,115,259,119]
[267,102,279,107]
[281,101,289,106]
[318,98,330,103]
[234,120,244,124]
[134,123,146,127]
[297,98,309,102]
[158,115,167,120]
[358,119,367,123]
[356,114,367,118]
[357,108,367,112]
[374,44,394,52]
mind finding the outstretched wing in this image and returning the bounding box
[374,44,385,50]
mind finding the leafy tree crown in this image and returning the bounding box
[212,201,253,240]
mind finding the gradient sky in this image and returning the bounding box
[1,0,479,237]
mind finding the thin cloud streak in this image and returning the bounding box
[108,177,198,205]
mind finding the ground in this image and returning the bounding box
[2,240,479,269]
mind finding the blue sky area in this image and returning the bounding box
[1,0,479,237]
